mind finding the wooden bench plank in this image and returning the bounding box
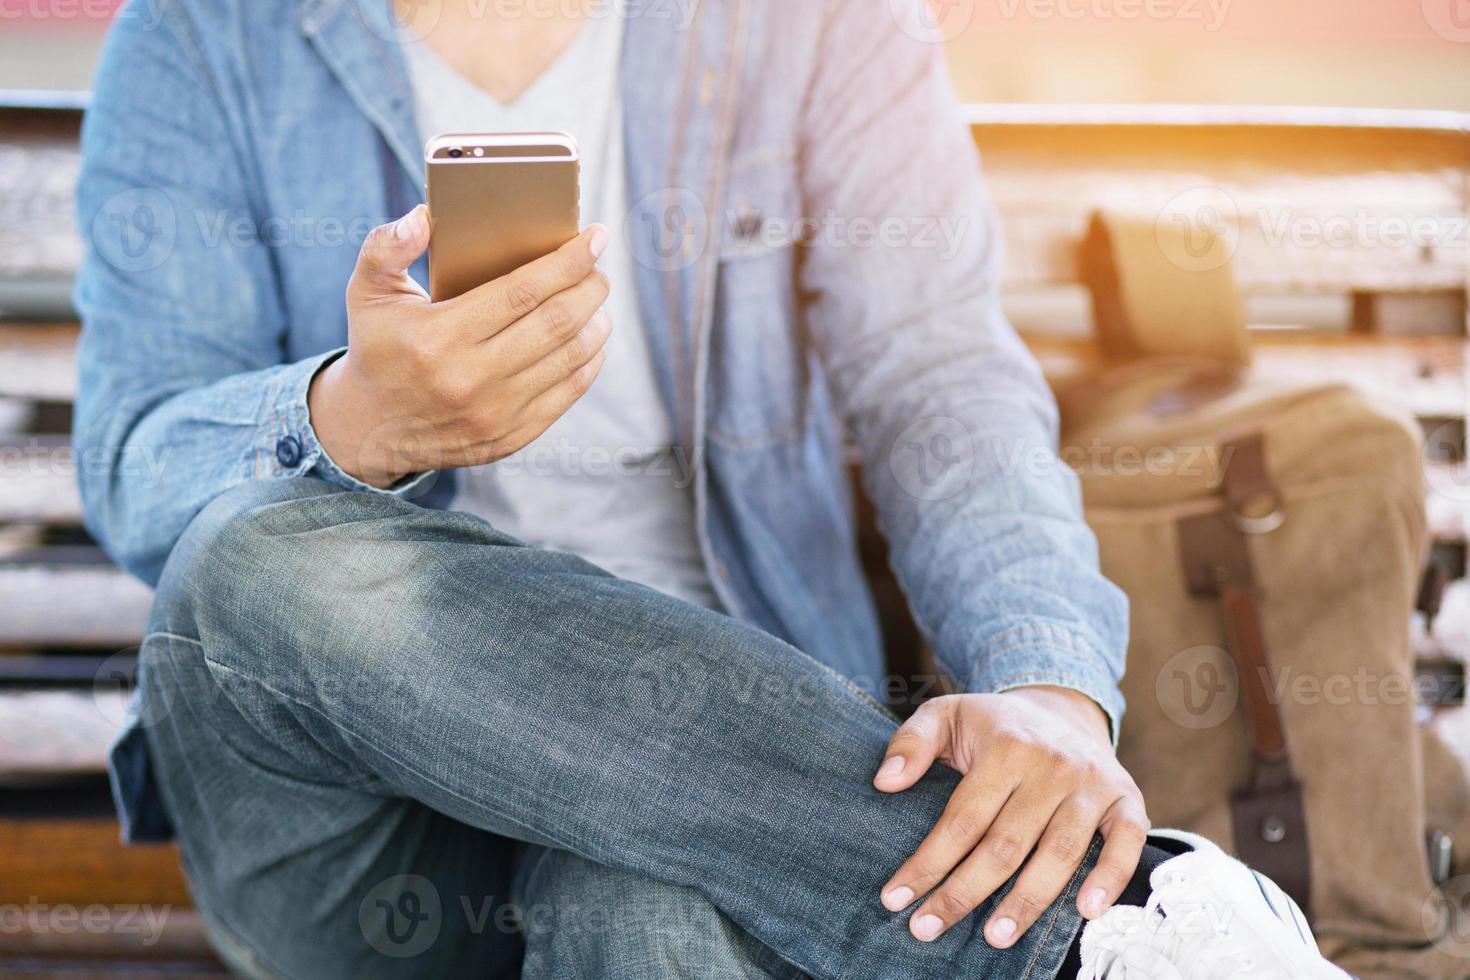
[0,558,151,648]
[0,908,223,974]
[1430,578,1470,648]
[973,110,1470,316]
[1029,331,1468,421]
[9,323,1456,423]
[1249,333,1467,421]
[0,690,127,784]
[0,323,78,403]
[0,436,81,524]
[1429,462,1470,546]
[0,819,192,909]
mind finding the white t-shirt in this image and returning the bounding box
[404,14,719,609]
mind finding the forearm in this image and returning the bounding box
[74,338,348,584]
[796,0,1127,736]
[859,331,1128,738]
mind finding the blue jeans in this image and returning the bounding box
[136,477,1097,979]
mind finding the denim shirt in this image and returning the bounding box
[75,0,1128,842]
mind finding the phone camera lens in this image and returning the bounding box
[448,148,464,159]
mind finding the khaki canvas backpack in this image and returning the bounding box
[1057,357,1470,977]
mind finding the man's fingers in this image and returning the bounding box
[1076,797,1150,920]
[502,348,608,450]
[349,205,431,300]
[879,770,1014,914]
[452,224,609,338]
[874,698,952,794]
[504,306,614,403]
[904,786,1060,942]
[983,801,1103,948]
[487,268,611,373]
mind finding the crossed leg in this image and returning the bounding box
[136,477,1095,979]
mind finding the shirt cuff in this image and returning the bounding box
[963,622,1126,746]
[257,347,439,498]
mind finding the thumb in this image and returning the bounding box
[351,204,431,297]
[874,698,952,793]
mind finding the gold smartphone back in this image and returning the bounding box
[425,132,581,302]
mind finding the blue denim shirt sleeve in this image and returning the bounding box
[795,1,1129,740]
[72,11,432,587]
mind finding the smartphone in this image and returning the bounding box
[424,132,581,302]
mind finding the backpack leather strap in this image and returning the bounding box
[1178,433,1313,916]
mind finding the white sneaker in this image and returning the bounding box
[1075,829,1351,979]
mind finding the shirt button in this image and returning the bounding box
[275,435,303,468]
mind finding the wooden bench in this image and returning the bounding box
[1,102,1468,972]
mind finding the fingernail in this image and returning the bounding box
[989,917,1017,945]
[911,913,943,942]
[877,756,905,781]
[881,886,914,911]
[588,225,609,259]
[394,207,422,241]
[1083,887,1108,917]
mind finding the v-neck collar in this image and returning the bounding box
[297,0,748,458]
[466,12,607,111]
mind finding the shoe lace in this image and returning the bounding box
[1079,869,1258,979]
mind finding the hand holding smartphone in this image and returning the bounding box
[425,131,582,301]
[307,132,609,488]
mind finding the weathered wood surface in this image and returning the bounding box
[0,819,191,907]
[0,555,152,648]
[1431,579,1470,647]
[973,107,1470,322]
[1428,463,1470,546]
[0,434,81,523]
[0,912,225,978]
[0,690,127,783]
[6,320,1464,421]
[0,323,78,402]
[1028,331,1468,421]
